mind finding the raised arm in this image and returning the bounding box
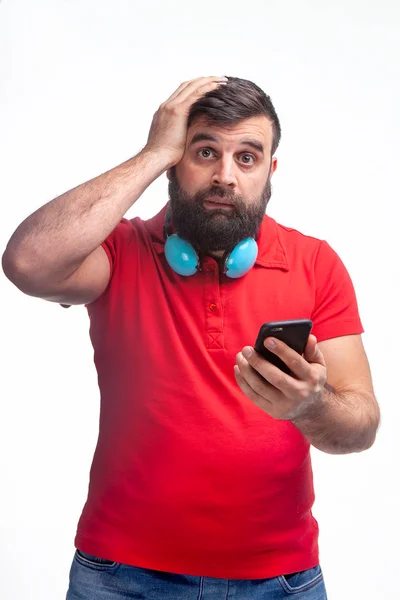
[2,76,228,305]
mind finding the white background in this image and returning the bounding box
[1,1,399,598]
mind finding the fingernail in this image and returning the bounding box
[242,347,253,359]
[266,338,276,349]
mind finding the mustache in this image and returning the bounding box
[195,187,244,207]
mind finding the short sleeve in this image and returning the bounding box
[311,240,364,341]
[83,218,137,310]
[100,218,136,279]
[60,219,135,309]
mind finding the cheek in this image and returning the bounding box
[176,161,210,192]
[240,177,263,201]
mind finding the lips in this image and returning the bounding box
[204,196,235,209]
[206,196,233,204]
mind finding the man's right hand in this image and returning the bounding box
[2,76,228,307]
[145,76,228,169]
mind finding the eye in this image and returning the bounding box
[239,153,255,165]
[198,148,216,159]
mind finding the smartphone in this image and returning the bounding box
[254,319,313,375]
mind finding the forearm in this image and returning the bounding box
[2,149,167,283]
[292,383,380,454]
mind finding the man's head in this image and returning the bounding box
[167,76,280,256]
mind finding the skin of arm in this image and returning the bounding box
[2,150,168,292]
[2,76,228,298]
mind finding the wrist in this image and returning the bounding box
[291,388,330,425]
[140,146,179,172]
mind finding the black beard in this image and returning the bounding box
[168,174,272,255]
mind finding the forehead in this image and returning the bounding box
[187,115,273,152]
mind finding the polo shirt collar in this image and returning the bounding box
[144,203,289,271]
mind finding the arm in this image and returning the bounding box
[291,335,380,453]
[2,149,167,303]
[2,76,228,305]
[234,334,380,455]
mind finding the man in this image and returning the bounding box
[2,76,380,600]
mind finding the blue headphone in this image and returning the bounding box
[163,204,258,278]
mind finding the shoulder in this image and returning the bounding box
[263,217,351,285]
[274,219,324,249]
[275,219,345,263]
[107,216,150,247]
[112,206,167,248]
[267,217,327,267]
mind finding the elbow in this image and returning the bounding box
[358,402,381,452]
[2,247,43,295]
[345,430,378,454]
[335,396,381,455]
[2,247,25,286]
[319,424,379,455]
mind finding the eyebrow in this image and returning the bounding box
[189,132,264,155]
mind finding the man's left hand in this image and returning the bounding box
[234,335,327,420]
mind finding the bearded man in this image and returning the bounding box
[2,75,379,600]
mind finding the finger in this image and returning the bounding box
[234,365,272,414]
[304,335,325,366]
[165,76,227,103]
[236,351,278,401]
[164,80,193,103]
[262,337,312,380]
[241,346,303,395]
[171,76,228,105]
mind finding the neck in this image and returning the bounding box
[209,250,225,259]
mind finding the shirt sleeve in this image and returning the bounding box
[81,218,136,309]
[311,240,364,341]
[98,216,136,270]
[60,218,139,309]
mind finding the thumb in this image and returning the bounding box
[304,335,325,366]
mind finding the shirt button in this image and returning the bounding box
[209,303,217,312]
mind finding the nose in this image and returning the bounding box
[212,156,237,189]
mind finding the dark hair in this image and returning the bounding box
[188,76,281,155]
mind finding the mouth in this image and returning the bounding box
[203,196,235,210]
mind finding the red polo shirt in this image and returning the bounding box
[74,205,363,579]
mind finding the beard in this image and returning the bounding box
[168,172,272,255]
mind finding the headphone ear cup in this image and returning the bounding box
[225,238,258,279]
[164,234,199,276]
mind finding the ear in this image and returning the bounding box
[270,156,278,177]
[166,169,172,181]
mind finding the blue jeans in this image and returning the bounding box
[66,550,328,599]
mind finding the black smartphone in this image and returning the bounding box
[254,319,313,375]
